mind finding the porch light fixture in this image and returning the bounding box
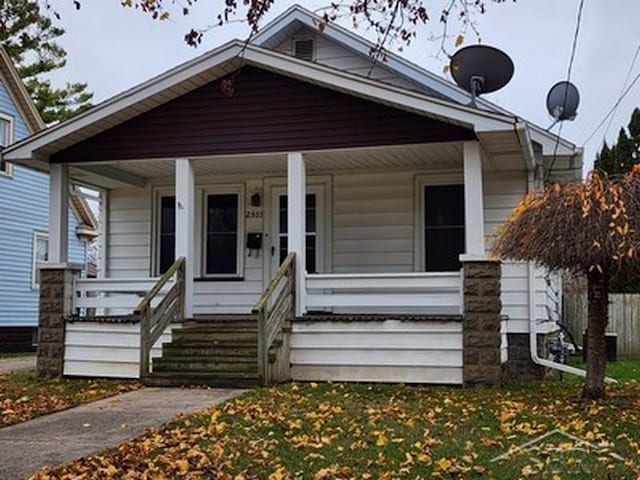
[251,192,261,207]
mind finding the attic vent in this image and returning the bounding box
[293,38,315,61]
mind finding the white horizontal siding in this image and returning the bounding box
[107,188,151,278]
[333,170,414,273]
[275,27,424,91]
[290,319,463,384]
[63,322,179,378]
[483,171,531,334]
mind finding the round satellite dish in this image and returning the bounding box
[546,81,580,121]
[449,45,514,103]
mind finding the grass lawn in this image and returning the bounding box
[567,355,640,383]
[0,371,140,427]
[31,379,640,479]
[0,351,35,358]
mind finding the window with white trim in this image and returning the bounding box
[204,191,243,277]
[0,115,14,176]
[32,232,49,289]
[157,194,176,274]
[423,184,465,271]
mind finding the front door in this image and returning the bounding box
[270,186,324,277]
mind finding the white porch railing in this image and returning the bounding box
[73,277,174,315]
[305,272,462,314]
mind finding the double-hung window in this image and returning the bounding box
[157,195,176,274]
[0,115,14,176]
[204,193,242,276]
[423,184,465,271]
[155,189,243,277]
[32,232,49,289]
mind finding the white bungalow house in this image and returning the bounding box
[2,6,582,387]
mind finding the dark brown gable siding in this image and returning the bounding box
[51,66,475,163]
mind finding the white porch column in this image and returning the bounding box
[48,163,69,264]
[175,158,195,318]
[463,141,485,257]
[287,152,306,316]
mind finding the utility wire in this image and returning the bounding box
[602,41,640,141]
[582,70,640,147]
[546,0,586,181]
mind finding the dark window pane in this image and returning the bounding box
[159,196,175,274]
[206,194,239,275]
[279,236,288,265]
[305,235,316,273]
[206,234,237,274]
[207,194,237,233]
[424,185,465,271]
[425,185,464,226]
[425,227,464,271]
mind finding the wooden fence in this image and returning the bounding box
[563,293,640,357]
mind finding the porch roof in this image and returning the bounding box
[3,41,522,171]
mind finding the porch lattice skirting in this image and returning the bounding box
[462,259,502,387]
[37,266,79,377]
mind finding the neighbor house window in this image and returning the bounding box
[424,184,465,271]
[157,195,175,274]
[32,232,48,289]
[204,193,242,276]
[0,115,13,176]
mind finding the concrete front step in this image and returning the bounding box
[180,322,257,331]
[153,357,257,373]
[171,331,258,344]
[144,371,261,388]
[190,315,257,323]
[161,344,258,357]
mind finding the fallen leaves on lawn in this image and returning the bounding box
[0,372,139,427]
[29,382,640,479]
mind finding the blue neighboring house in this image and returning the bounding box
[0,46,97,351]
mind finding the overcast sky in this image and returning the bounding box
[46,0,640,172]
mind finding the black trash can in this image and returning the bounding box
[582,331,618,362]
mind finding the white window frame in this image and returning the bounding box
[32,231,49,289]
[0,113,15,177]
[201,184,245,279]
[413,172,464,271]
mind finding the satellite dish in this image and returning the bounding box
[546,81,580,121]
[449,45,514,105]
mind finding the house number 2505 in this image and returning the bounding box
[246,210,263,218]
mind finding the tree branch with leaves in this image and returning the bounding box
[492,167,640,399]
[0,0,93,123]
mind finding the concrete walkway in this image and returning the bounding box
[0,387,245,479]
[0,355,36,374]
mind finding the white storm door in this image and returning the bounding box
[270,186,324,277]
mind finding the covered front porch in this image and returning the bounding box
[40,138,515,386]
[51,140,493,319]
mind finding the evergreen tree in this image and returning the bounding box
[594,108,640,293]
[0,0,92,123]
[595,108,640,175]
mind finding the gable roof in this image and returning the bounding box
[252,5,580,160]
[3,40,521,168]
[0,46,45,133]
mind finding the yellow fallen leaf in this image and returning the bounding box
[376,434,388,447]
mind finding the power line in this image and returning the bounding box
[546,0,586,180]
[582,69,640,147]
[602,41,640,141]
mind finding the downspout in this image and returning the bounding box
[525,141,616,383]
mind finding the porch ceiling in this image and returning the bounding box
[69,142,468,188]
